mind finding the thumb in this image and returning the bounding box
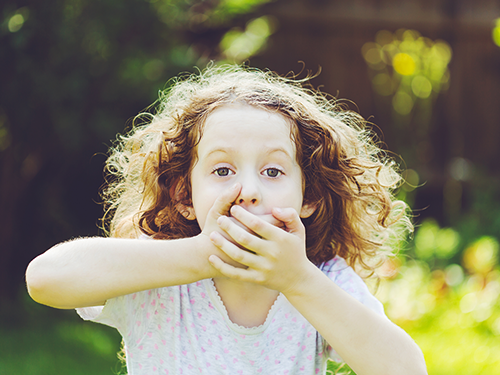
[271,207,305,236]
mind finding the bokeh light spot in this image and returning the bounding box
[220,16,274,62]
[445,264,464,286]
[460,292,477,313]
[463,237,499,275]
[411,75,432,99]
[493,18,500,47]
[392,91,413,115]
[414,219,461,260]
[449,157,473,181]
[365,48,383,65]
[8,14,25,33]
[393,53,416,75]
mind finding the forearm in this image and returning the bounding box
[26,236,213,309]
[283,266,427,375]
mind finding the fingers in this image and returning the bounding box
[228,205,303,239]
[228,206,278,240]
[215,215,263,255]
[271,207,305,236]
[207,183,241,221]
[208,254,254,281]
[209,230,261,270]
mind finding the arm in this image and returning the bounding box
[26,184,243,310]
[26,235,213,309]
[208,206,427,375]
[283,266,427,375]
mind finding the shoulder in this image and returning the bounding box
[319,256,387,317]
[319,256,352,279]
[319,256,364,294]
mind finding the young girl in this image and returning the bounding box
[26,65,427,375]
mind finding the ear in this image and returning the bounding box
[299,202,317,218]
[170,178,197,221]
[175,202,196,220]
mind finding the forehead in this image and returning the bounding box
[197,103,297,157]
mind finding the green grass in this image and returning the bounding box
[0,294,123,375]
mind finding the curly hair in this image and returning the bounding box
[102,64,412,273]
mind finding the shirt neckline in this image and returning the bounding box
[203,278,284,335]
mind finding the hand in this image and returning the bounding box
[208,205,316,294]
[197,184,284,274]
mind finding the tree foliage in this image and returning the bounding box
[0,0,271,300]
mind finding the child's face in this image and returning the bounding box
[187,103,314,229]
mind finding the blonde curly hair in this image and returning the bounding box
[101,64,412,273]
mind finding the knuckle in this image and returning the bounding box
[249,217,262,230]
[236,232,250,246]
[255,274,266,284]
[232,271,243,281]
[261,263,272,273]
[233,249,245,262]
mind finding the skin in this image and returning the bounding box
[183,103,316,327]
[191,104,427,375]
[26,103,427,375]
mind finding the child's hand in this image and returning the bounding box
[208,205,316,294]
[198,184,283,273]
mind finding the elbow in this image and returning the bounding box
[26,255,51,305]
[26,254,66,309]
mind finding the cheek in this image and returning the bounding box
[191,188,220,230]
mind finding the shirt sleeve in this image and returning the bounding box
[321,256,386,317]
[75,233,155,332]
[320,257,388,362]
[75,288,160,339]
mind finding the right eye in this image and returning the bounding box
[213,167,232,177]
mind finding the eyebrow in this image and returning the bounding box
[204,146,294,160]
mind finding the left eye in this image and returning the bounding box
[264,168,282,177]
[214,167,232,177]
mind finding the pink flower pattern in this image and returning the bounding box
[77,256,386,374]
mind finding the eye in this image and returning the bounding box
[213,167,233,177]
[263,168,282,178]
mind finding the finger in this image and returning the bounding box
[259,214,286,230]
[210,231,260,268]
[227,215,284,239]
[207,183,241,220]
[271,207,305,236]
[216,215,264,255]
[208,254,254,282]
[229,205,277,240]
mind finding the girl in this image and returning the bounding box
[26,65,427,375]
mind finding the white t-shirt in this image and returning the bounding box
[77,256,386,375]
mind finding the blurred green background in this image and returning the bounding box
[1,1,500,374]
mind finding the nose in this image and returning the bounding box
[235,172,261,207]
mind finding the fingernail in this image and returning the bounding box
[274,207,282,214]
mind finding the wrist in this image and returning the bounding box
[281,262,325,299]
[191,233,220,279]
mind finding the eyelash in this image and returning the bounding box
[212,167,234,177]
[263,168,283,178]
[211,167,284,178]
